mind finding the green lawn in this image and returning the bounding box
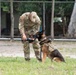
[0,57,76,75]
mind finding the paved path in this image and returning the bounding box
[0,41,35,57]
[0,41,76,58]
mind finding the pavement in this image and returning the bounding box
[0,41,35,58]
[0,40,76,59]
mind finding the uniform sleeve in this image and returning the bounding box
[18,16,25,35]
[32,18,41,34]
[35,16,41,31]
[35,15,41,26]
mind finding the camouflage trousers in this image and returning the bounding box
[23,39,41,61]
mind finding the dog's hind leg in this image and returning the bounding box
[53,57,63,62]
[51,49,65,62]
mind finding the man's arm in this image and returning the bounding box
[19,15,27,40]
[31,12,41,34]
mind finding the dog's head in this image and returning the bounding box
[35,30,52,45]
[35,30,45,41]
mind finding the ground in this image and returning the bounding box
[0,40,34,57]
[0,40,76,58]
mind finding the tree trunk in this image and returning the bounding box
[10,0,14,40]
[0,2,1,37]
[68,0,76,38]
[62,16,66,37]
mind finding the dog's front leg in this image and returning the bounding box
[41,45,48,62]
[42,51,47,62]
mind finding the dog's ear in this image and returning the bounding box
[35,30,45,41]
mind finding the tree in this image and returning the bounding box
[68,0,76,38]
[45,1,74,36]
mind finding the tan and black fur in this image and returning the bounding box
[36,31,65,62]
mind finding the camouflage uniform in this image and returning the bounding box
[19,12,41,61]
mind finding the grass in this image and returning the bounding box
[0,57,76,75]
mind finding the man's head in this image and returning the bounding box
[21,12,30,20]
[30,11,41,24]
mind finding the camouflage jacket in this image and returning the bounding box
[19,12,41,36]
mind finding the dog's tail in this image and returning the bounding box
[50,49,65,62]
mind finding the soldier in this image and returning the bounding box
[19,11,41,61]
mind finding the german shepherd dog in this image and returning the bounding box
[36,31,65,62]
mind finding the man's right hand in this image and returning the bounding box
[22,34,27,40]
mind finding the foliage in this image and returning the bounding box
[1,2,10,12]
[55,3,74,16]
[1,0,74,15]
[1,0,75,36]
[16,2,43,15]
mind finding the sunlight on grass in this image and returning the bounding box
[0,57,76,75]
